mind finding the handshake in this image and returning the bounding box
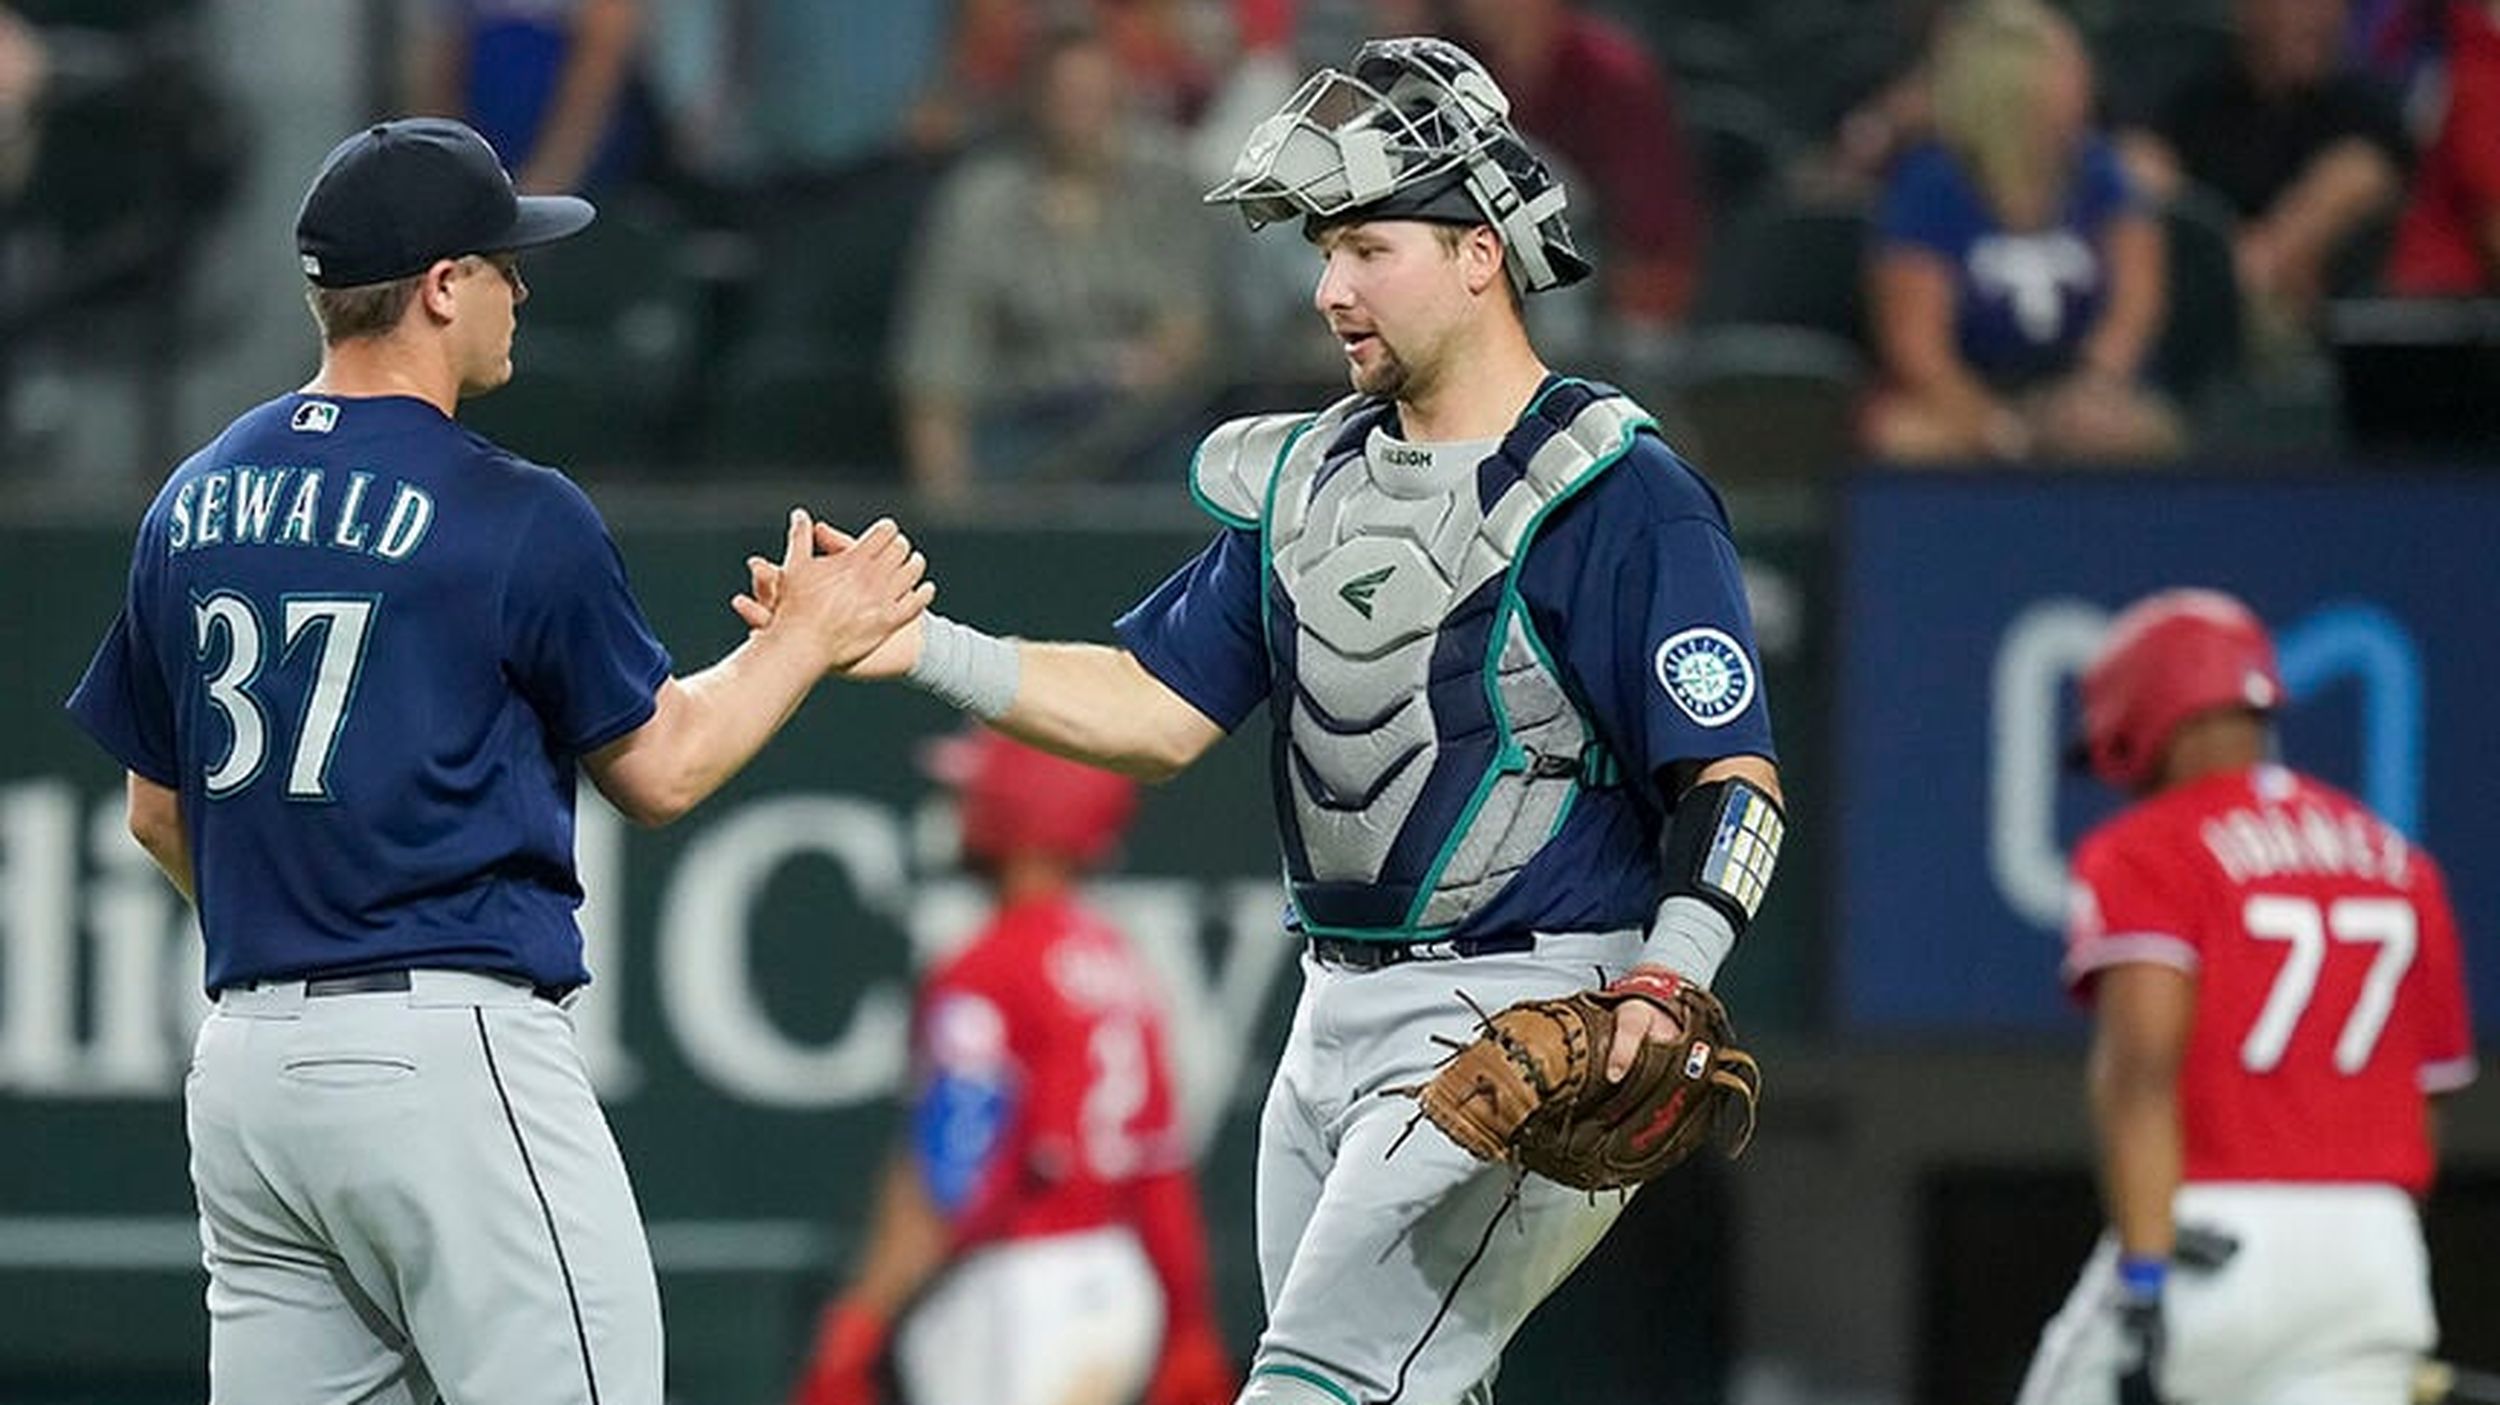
[732,509,933,679]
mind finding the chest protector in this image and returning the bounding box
[1191,378,1654,938]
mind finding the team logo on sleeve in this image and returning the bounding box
[1653,627,1756,728]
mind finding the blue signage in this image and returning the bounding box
[1838,474,2500,1033]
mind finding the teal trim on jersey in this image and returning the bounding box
[1260,413,1324,936]
[1250,1363,1361,1405]
[1396,382,1649,933]
[1187,416,1289,532]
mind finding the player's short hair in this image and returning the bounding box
[304,274,422,344]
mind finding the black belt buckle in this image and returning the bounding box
[302,970,414,998]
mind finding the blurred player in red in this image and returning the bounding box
[789,729,1236,1405]
[2018,588,2477,1405]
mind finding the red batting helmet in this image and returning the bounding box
[2077,588,2283,792]
[922,729,1139,869]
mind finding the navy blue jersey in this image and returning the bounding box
[66,393,671,992]
[1117,425,1774,940]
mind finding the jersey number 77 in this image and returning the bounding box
[2238,894,2417,1075]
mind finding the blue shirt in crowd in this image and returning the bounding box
[1877,137,2142,388]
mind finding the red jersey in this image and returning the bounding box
[2065,765,2477,1194]
[909,890,1186,1248]
[2386,0,2500,295]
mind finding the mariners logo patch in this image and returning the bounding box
[1653,627,1755,728]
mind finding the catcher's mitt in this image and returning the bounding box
[1386,968,1761,1191]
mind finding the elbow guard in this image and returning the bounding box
[1660,776,1787,937]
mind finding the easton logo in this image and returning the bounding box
[1339,564,1396,619]
[1378,444,1434,469]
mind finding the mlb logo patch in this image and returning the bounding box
[291,400,339,434]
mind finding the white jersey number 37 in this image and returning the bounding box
[194,592,377,801]
[2239,894,2418,1075]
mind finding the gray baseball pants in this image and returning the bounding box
[188,969,661,1405]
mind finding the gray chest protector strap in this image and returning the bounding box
[1192,378,1654,938]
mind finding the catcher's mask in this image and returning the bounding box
[1203,35,1591,294]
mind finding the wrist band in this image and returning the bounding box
[2117,1254,2167,1301]
[906,613,1020,720]
[1640,894,1734,989]
[1605,966,1690,1006]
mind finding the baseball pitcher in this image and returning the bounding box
[64,117,928,1405]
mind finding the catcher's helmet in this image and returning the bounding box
[1203,35,1591,293]
[922,729,1139,870]
[2076,589,2283,792]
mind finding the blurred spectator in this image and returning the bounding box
[0,5,43,201]
[2348,0,2448,101]
[641,0,950,179]
[2384,0,2500,293]
[1,2,243,478]
[907,0,1217,155]
[891,23,1216,504]
[2123,0,2409,351]
[1450,0,1705,335]
[1865,0,2183,464]
[1801,0,1953,202]
[405,0,659,194]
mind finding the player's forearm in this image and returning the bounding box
[844,1156,953,1316]
[987,641,1222,783]
[592,638,822,826]
[125,775,195,904]
[1129,1169,1219,1327]
[2089,1042,2182,1259]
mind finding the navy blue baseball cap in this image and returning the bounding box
[295,117,595,288]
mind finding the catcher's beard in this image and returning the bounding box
[1351,339,1412,399]
[1350,327,1453,405]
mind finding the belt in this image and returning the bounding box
[1306,932,1537,971]
[226,970,573,1004]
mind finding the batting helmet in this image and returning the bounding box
[2076,589,2283,792]
[922,729,1139,870]
[1203,35,1591,293]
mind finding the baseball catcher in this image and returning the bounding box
[1389,967,1761,1191]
